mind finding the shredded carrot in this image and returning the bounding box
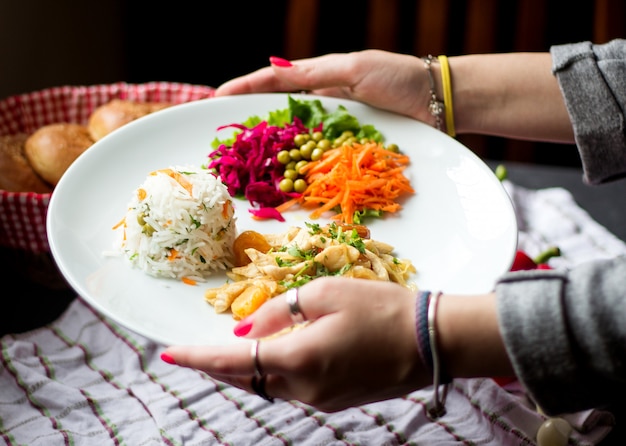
[281,142,414,224]
[152,168,194,195]
[168,248,179,261]
[112,217,125,230]
[137,188,147,201]
[182,277,197,286]
[222,201,231,219]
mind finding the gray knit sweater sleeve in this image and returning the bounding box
[495,40,626,416]
[550,39,626,184]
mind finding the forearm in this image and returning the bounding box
[436,292,514,379]
[443,53,575,143]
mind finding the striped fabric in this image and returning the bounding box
[1,182,621,445]
[0,83,215,253]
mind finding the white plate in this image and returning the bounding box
[47,93,517,346]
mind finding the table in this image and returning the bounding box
[2,160,625,444]
[486,160,626,243]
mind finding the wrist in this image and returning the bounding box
[421,55,455,137]
[437,292,515,378]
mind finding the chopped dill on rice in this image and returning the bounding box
[117,165,237,281]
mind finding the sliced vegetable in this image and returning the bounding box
[206,95,402,221]
[276,141,414,224]
[207,119,309,208]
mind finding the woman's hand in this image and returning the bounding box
[161,277,429,412]
[214,50,434,125]
[214,50,574,142]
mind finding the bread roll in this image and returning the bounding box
[0,133,53,193]
[88,99,171,141]
[24,123,94,186]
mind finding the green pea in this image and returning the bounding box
[283,169,298,180]
[142,224,155,236]
[317,139,331,151]
[289,148,302,161]
[386,143,400,153]
[299,143,313,160]
[279,178,294,192]
[285,161,297,171]
[312,131,323,142]
[294,134,309,147]
[295,160,308,174]
[277,150,291,164]
[311,147,324,161]
[294,179,308,193]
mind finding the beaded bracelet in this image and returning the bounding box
[422,55,444,132]
[415,291,433,370]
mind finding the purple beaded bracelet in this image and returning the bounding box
[415,290,433,371]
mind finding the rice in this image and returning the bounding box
[118,165,237,281]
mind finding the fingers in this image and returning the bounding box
[162,278,349,373]
[270,53,359,92]
[160,283,323,375]
[214,54,358,97]
[213,66,293,96]
[163,341,255,376]
[237,276,346,339]
[162,337,284,402]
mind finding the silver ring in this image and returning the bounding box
[251,374,274,403]
[286,288,306,324]
[251,340,264,378]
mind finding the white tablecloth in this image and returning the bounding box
[1,181,623,445]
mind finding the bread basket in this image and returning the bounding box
[0,82,215,254]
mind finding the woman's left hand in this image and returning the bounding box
[161,276,427,412]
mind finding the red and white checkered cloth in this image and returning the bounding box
[0,82,215,253]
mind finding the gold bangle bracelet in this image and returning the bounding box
[437,55,456,138]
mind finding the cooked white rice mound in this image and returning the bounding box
[119,165,237,281]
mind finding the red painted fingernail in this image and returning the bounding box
[269,56,293,67]
[234,318,253,337]
[160,352,177,365]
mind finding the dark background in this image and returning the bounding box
[1,0,625,167]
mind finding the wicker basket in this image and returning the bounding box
[0,82,215,254]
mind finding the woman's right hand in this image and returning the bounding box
[213,50,435,126]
